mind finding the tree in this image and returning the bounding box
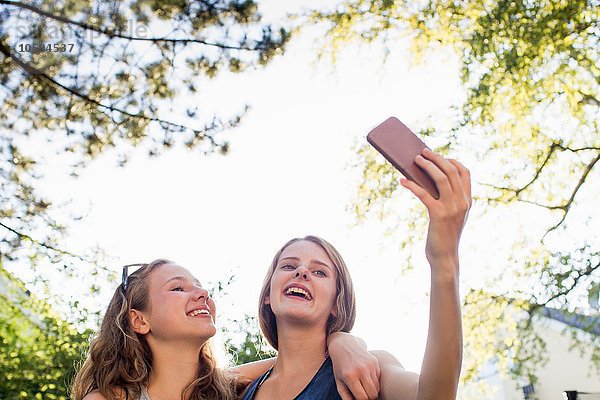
[223,314,276,366]
[0,1,287,395]
[0,0,288,309]
[209,274,276,366]
[307,0,599,387]
[0,262,93,399]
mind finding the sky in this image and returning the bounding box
[30,0,472,372]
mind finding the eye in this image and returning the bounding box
[314,270,327,277]
[171,286,185,292]
[280,264,296,270]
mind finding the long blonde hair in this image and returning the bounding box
[72,259,239,400]
[258,236,356,349]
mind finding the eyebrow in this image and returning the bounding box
[278,256,333,272]
[162,276,202,287]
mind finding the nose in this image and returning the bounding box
[294,265,309,280]
[192,286,210,302]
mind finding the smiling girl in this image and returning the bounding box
[72,260,379,400]
[244,149,471,400]
[72,260,238,400]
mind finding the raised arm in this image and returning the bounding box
[379,148,470,400]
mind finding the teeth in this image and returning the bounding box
[285,287,312,300]
[188,309,210,317]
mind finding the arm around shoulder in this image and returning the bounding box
[229,357,276,383]
[371,350,419,400]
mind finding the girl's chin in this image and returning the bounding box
[185,324,218,341]
[275,310,328,326]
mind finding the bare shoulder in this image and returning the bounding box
[370,350,419,400]
[370,350,405,368]
[230,357,275,382]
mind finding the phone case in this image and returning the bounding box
[367,117,440,199]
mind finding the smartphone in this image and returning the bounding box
[367,117,440,199]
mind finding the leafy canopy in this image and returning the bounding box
[307,0,599,387]
[0,1,288,396]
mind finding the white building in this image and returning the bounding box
[462,306,600,400]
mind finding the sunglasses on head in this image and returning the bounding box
[121,263,148,293]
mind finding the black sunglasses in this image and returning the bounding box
[121,263,148,293]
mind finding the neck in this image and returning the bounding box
[146,340,205,400]
[273,321,328,376]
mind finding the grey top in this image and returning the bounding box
[138,388,150,400]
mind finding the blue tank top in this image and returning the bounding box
[241,357,341,400]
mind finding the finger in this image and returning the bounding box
[335,380,354,400]
[415,153,453,199]
[400,178,436,210]
[342,377,368,400]
[421,149,463,196]
[448,159,472,203]
[443,158,467,204]
[362,376,379,399]
[371,367,381,395]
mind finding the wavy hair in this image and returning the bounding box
[258,236,356,350]
[72,259,238,400]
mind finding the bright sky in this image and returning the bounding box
[31,0,471,372]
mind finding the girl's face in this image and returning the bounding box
[266,240,338,329]
[135,263,217,345]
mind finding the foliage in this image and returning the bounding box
[0,0,288,328]
[223,314,276,366]
[0,1,287,395]
[0,263,93,399]
[307,0,599,386]
[209,274,275,366]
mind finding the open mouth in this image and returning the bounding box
[187,308,211,317]
[284,285,313,301]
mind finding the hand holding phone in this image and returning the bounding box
[366,117,440,199]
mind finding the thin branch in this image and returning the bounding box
[479,143,599,235]
[531,261,599,308]
[0,42,221,148]
[556,144,600,152]
[496,150,599,235]
[515,142,560,196]
[578,91,600,107]
[482,142,559,200]
[0,0,269,52]
[543,152,600,236]
[517,198,561,209]
[485,142,600,200]
[0,220,105,268]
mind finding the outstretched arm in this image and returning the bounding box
[378,148,470,400]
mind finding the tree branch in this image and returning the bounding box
[485,142,600,200]
[482,141,599,231]
[578,91,600,107]
[514,142,560,196]
[543,152,600,236]
[483,142,559,200]
[0,41,222,148]
[0,0,270,52]
[556,143,600,152]
[531,260,599,308]
[0,220,106,269]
